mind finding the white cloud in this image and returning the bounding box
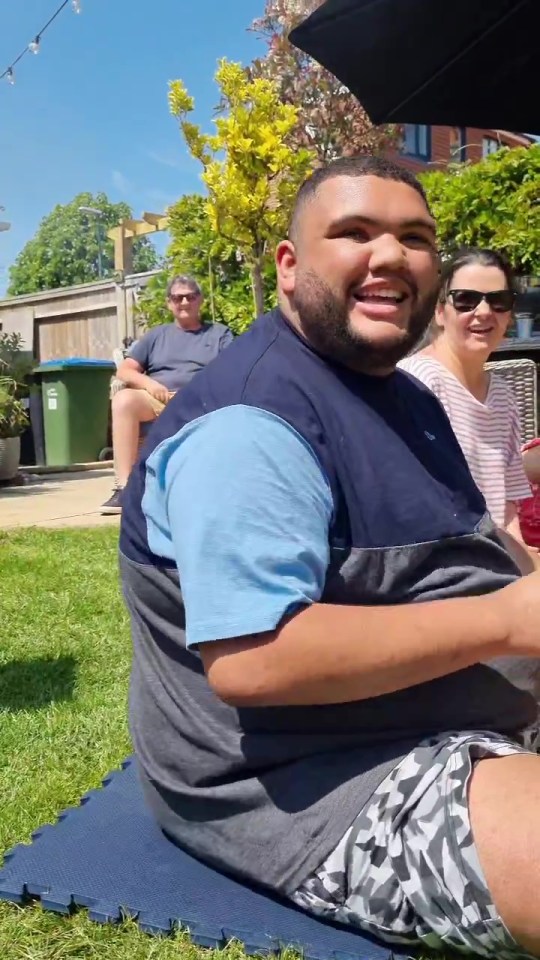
[145,188,176,211]
[147,150,182,169]
[112,170,132,195]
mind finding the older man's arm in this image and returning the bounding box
[218,326,234,350]
[117,357,169,404]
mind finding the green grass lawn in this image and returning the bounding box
[0,527,279,960]
[0,527,456,960]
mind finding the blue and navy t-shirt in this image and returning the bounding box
[120,309,533,896]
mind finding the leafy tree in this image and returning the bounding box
[0,332,33,391]
[136,194,277,335]
[169,59,313,315]
[8,192,159,296]
[421,145,540,275]
[250,0,399,164]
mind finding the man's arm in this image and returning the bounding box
[160,406,540,709]
[117,334,169,402]
[218,326,234,350]
[200,593,509,707]
[117,357,154,390]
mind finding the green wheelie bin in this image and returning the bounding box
[34,358,115,466]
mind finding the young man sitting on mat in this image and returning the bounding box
[120,156,540,959]
[101,273,233,515]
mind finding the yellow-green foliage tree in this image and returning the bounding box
[169,59,314,315]
[135,194,277,335]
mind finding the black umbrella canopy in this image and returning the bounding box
[289,0,538,132]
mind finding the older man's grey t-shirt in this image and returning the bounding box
[129,322,233,392]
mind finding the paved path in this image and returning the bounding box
[0,470,119,529]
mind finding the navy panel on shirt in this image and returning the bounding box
[121,309,533,899]
[121,310,484,566]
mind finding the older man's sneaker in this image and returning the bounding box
[100,488,123,515]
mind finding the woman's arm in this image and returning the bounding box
[499,503,540,574]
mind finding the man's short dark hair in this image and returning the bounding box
[289,155,431,241]
[166,274,202,298]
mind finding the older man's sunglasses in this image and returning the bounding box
[447,289,515,314]
[169,292,199,304]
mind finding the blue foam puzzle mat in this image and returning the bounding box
[0,758,412,959]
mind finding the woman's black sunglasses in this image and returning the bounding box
[447,289,515,314]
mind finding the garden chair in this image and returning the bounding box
[486,357,538,443]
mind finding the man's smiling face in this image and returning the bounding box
[277,174,441,374]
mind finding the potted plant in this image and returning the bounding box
[0,377,29,480]
[0,333,32,481]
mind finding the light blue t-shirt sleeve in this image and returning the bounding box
[143,405,333,647]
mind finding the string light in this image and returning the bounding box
[1,0,82,86]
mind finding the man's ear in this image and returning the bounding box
[276,240,297,295]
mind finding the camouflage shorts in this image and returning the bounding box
[291,730,540,959]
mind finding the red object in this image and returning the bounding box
[518,439,540,548]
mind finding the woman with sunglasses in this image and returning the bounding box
[400,247,536,570]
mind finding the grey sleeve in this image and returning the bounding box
[128,330,155,371]
[218,326,234,350]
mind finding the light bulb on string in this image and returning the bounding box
[2,0,84,88]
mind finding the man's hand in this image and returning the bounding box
[145,379,170,404]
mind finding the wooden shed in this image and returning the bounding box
[0,271,157,362]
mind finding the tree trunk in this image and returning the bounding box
[207,254,217,322]
[250,260,265,317]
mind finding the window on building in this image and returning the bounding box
[482,136,501,158]
[401,124,431,161]
[449,127,467,161]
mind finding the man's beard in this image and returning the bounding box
[292,270,439,374]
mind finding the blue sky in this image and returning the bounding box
[0,0,264,293]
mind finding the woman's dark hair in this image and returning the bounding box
[439,247,515,303]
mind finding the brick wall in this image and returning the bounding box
[386,126,531,172]
[431,126,451,164]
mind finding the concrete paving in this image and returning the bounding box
[0,469,120,529]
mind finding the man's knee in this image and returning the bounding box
[112,387,153,422]
[469,752,540,955]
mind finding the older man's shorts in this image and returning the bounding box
[291,730,539,959]
[110,384,175,417]
[140,388,172,417]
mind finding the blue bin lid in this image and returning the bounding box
[34,357,115,372]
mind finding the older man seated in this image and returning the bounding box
[101,274,233,515]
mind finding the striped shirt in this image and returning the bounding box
[399,354,531,526]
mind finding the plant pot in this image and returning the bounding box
[0,436,21,481]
